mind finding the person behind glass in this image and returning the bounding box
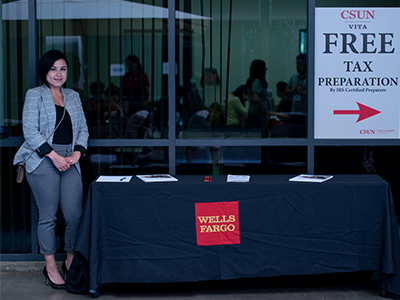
[13,50,89,289]
[245,59,270,134]
[90,82,123,125]
[104,83,125,124]
[89,81,106,125]
[226,85,249,128]
[122,54,150,112]
[285,53,307,113]
[65,52,93,126]
[275,81,292,113]
[186,103,224,164]
[201,68,220,87]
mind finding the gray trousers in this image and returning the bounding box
[26,144,83,255]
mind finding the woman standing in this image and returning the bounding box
[245,59,270,134]
[122,54,150,109]
[13,50,89,289]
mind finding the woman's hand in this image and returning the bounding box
[294,84,306,96]
[253,98,270,117]
[66,151,81,165]
[46,151,71,172]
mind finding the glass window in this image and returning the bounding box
[87,146,168,179]
[176,146,307,175]
[2,0,29,141]
[2,0,169,141]
[176,0,307,140]
[34,0,168,140]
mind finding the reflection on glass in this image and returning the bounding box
[2,0,169,140]
[177,0,307,140]
[176,146,307,175]
[269,54,307,138]
[87,147,168,179]
[33,0,168,139]
[2,1,29,140]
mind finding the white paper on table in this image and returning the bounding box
[289,174,333,183]
[227,175,250,182]
[136,174,178,182]
[96,176,132,182]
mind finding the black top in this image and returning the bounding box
[53,105,73,144]
[36,105,86,158]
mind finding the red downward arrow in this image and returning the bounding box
[333,102,381,123]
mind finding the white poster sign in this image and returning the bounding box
[315,8,399,139]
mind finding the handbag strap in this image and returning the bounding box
[23,106,67,163]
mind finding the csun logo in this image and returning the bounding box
[360,129,376,134]
[341,10,375,20]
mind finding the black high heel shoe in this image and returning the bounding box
[61,261,68,280]
[42,266,65,289]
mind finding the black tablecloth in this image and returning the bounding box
[71,174,400,296]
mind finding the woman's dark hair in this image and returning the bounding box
[105,83,120,98]
[125,54,142,73]
[38,50,69,87]
[276,81,288,93]
[90,81,105,95]
[246,59,268,89]
[297,53,306,62]
[208,102,224,126]
[200,68,220,88]
[231,84,247,104]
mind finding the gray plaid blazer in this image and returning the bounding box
[13,84,89,174]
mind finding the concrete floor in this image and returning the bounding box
[0,261,390,300]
